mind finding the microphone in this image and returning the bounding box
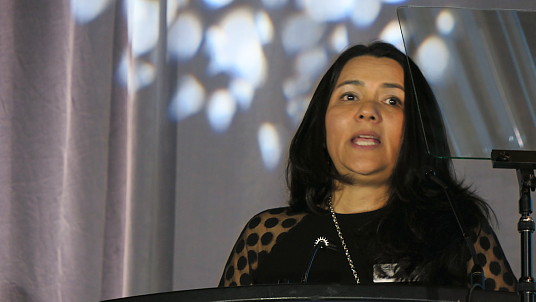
[424,167,485,290]
[302,237,337,283]
[424,167,448,189]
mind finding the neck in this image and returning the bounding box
[331,182,390,214]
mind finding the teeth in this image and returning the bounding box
[352,135,380,146]
[354,140,378,146]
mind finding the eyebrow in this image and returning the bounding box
[335,80,405,91]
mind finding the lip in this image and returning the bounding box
[350,131,381,148]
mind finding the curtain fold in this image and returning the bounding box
[1,1,175,301]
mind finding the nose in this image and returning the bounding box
[355,101,381,122]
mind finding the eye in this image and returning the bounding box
[384,97,403,107]
[341,93,358,101]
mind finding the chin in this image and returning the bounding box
[348,167,393,184]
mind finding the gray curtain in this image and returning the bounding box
[0,1,175,301]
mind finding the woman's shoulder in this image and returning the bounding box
[244,206,309,233]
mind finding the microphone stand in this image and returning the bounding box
[425,168,485,293]
[492,149,536,302]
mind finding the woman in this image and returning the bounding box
[219,42,516,291]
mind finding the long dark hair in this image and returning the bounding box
[286,42,492,285]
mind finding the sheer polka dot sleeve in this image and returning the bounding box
[466,224,517,292]
[218,208,305,287]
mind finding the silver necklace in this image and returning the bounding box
[328,196,360,284]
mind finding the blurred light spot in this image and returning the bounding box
[283,76,311,100]
[206,8,267,87]
[206,90,237,133]
[256,11,274,45]
[436,10,455,35]
[258,123,282,170]
[117,51,156,92]
[166,0,182,25]
[286,95,310,125]
[379,20,404,52]
[302,0,355,22]
[168,12,203,60]
[415,36,449,83]
[351,0,381,28]
[169,75,205,121]
[126,0,160,56]
[135,60,156,88]
[282,13,326,55]
[71,0,111,24]
[330,25,349,53]
[230,78,254,110]
[204,0,234,9]
[261,0,288,10]
[295,47,328,80]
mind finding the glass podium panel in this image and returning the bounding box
[397,7,536,159]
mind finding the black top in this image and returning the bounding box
[219,207,516,291]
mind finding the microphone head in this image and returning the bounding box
[314,237,329,248]
[423,166,448,189]
[423,166,437,177]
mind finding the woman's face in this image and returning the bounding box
[325,55,405,186]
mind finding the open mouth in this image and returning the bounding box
[351,135,381,146]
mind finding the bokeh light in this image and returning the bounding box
[301,0,355,22]
[204,0,234,10]
[169,75,206,121]
[256,11,274,45]
[117,51,156,92]
[72,0,414,170]
[437,10,456,35]
[71,0,111,24]
[351,0,382,28]
[380,20,405,52]
[168,12,203,61]
[126,0,160,56]
[415,36,449,83]
[282,13,326,55]
[230,78,255,111]
[206,89,237,133]
[205,8,267,87]
[294,47,328,81]
[258,123,282,170]
[329,25,350,53]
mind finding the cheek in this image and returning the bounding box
[325,111,346,144]
[390,115,405,151]
[324,111,344,158]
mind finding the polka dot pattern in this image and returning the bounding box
[248,217,261,229]
[261,232,273,245]
[220,208,517,292]
[265,218,279,228]
[235,240,244,254]
[479,236,490,250]
[225,266,234,280]
[282,218,297,228]
[237,256,247,270]
[489,261,501,276]
[466,224,517,292]
[503,271,515,286]
[247,250,257,264]
[219,207,306,286]
[493,246,504,260]
[246,233,259,246]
